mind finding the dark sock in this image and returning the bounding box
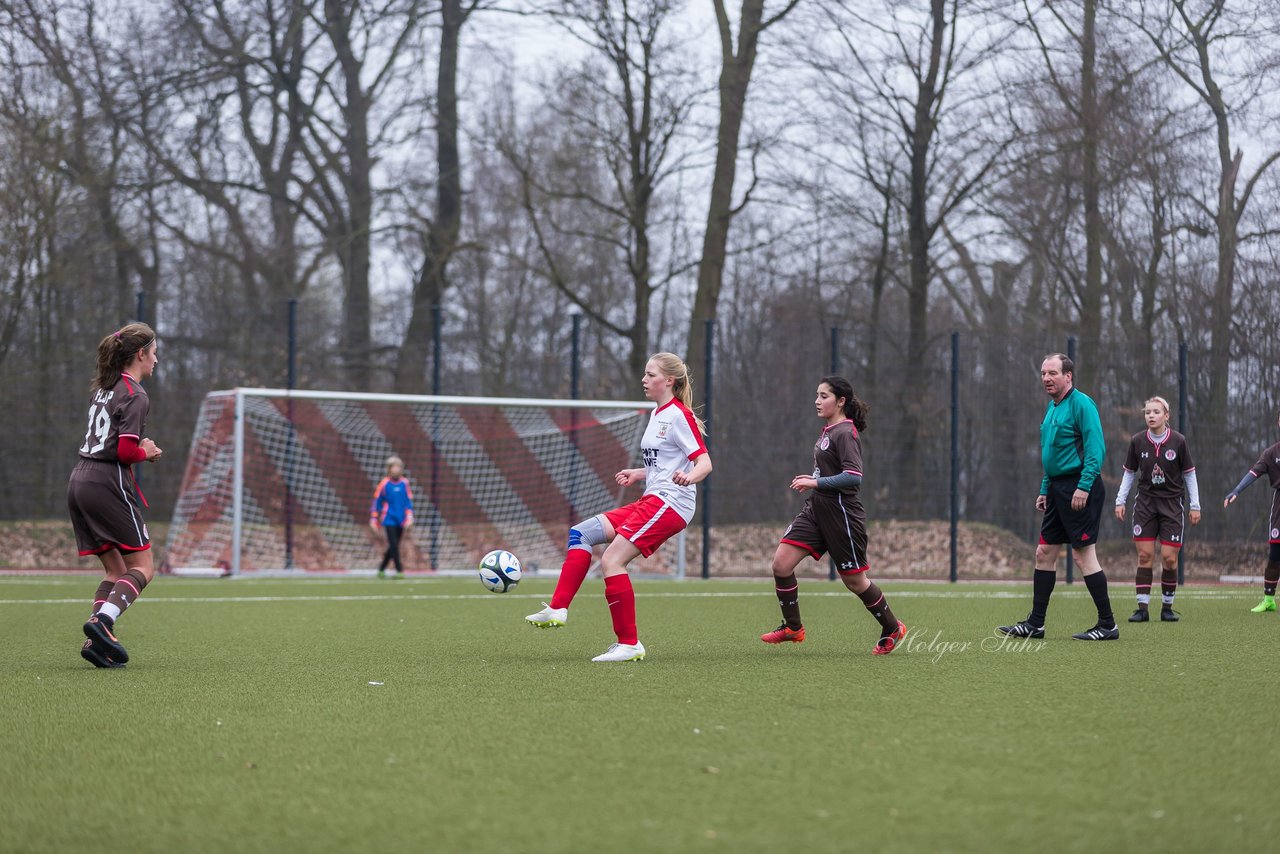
[91,579,114,615]
[1029,568,1056,627]
[856,581,898,634]
[773,573,802,629]
[1265,561,1280,598]
[1160,568,1177,606]
[102,569,149,622]
[1084,571,1114,627]
[1134,565,1152,609]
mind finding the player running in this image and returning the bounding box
[524,352,712,662]
[758,376,906,655]
[1114,396,1201,622]
[69,323,163,668]
[1223,410,1280,614]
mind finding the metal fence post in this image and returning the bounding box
[701,318,714,580]
[285,299,297,569]
[950,332,959,583]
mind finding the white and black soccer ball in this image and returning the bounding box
[478,549,522,593]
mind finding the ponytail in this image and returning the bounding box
[93,322,156,391]
[650,352,706,435]
[819,375,869,432]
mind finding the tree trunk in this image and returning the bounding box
[397,0,466,393]
[688,0,785,402]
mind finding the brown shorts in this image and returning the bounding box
[1131,493,1185,547]
[67,458,151,556]
[780,496,869,575]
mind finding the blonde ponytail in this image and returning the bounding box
[650,352,706,435]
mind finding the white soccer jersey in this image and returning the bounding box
[639,399,708,522]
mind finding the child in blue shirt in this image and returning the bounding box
[370,455,414,577]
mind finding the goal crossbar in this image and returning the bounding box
[165,388,653,576]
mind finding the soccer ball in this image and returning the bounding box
[478,549,522,593]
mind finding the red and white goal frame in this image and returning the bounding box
[164,388,653,576]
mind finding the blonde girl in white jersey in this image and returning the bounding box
[525,353,712,661]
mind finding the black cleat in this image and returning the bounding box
[1128,608,1149,623]
[997,620,1045,639]
[80,638,125,669]
[1160,607,1180,622]
[83,615,129,664]
[1072,623,1119,641]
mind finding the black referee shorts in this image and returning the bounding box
[1040,475,1105,549]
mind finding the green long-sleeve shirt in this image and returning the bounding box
[1039,387,1105,494]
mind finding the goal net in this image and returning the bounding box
[164,389,654,575]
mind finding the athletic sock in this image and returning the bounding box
[1084,570,1114,627]
[1264,561,1280,598]
[549,549,592,610]
[1135,565,1152,608]
[91,579,114,615]
[774,573,803,629]
[1029,567,1056,627]
[604,574,638,645]
[1160,568,1177,606]
[856,582,898,634]
[97,569,148,623]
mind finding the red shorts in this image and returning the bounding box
[604,495,687,557]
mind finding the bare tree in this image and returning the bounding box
[396,0,481,392]
[685,0,799,396]
[498,0,700,378]
[1129,0,1280,464]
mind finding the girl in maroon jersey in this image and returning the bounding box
[69,322,163,668]
[1113,396,1201,622]
[1224,411,1280,614]
[759,376,905,655]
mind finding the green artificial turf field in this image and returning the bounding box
[2,575,1276,853]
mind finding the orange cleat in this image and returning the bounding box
[872,621,906,656]
[760,624,806,644]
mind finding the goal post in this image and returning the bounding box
[164,388,654,576]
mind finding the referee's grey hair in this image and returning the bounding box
[1042,353,1073,375]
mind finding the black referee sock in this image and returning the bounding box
[1028,568,1055,627]
[1084,571,1115,627]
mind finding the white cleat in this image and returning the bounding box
[525,603,568,628]
[591,641,646,662]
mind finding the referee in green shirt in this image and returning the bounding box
[999,354,1119,640]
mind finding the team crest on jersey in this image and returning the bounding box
[656,420,669,438]
[1164,449,1176,461]
[1133,524,1141,536]
[819,436,830,450]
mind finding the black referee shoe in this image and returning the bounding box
[1128,608,1149,622]
[996,619,1044,639]
[1072,623,1119,641]
[1160,607,1180,622]
[83,615,129,664]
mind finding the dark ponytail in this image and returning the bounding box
[93,322,156,391]
[820,375,869,432]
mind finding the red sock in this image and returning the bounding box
[549,549,592,610]
[604,574,638,645]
